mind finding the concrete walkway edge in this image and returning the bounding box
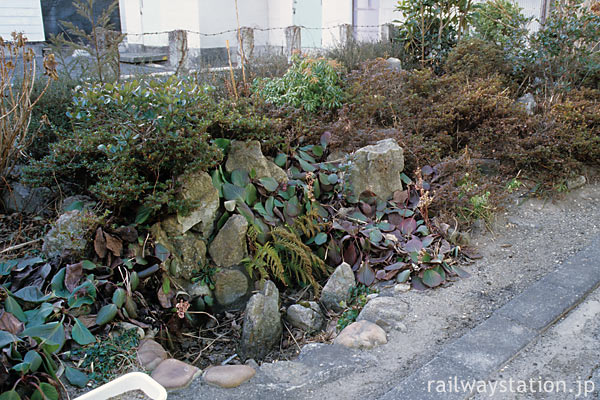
[378,235,600,400]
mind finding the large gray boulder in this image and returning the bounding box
[42,210,96,258]
[239,280,282,360]
[176,170,220,236]
[208,214,248,267]
[151,217,206,280]
[213,267,251,310]
[517,93,536,115]
[357,296,409,331]
[320,262,355,312]
[286,301,324,334]
[346,138,404,200]
[1,182,51,214]
[226,141,287,183]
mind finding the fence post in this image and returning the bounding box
[339,24,354,47]
[380,24,395,42]
[168,29,189,74]
[238,26,255,63]
[285,26,301,60]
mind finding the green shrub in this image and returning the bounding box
[27,76,77,160]
[470,0,531,52]
[394,0,473,68]
[445,38,509,78]
[253,56,345,113]
[24,76,223,215]
[526,0,600,92]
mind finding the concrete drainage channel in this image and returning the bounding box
[379,235,600,400]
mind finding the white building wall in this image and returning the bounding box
[322,0,352,47]
[267,0,293,48]
[0,0,45,42]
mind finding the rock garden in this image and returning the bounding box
[1,0,600,398]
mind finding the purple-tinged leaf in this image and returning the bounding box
[356,263,376,286]
[411,276,427,290]
[404,238,423,253]
[439,240,453,254]
[422,165,434,175]
[320,131,332,148]
[343,242,359,266]
[384,262,407,271]
[375,269,387,280]
[421,235,434,248]
[399,218,417,235]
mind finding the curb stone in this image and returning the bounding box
[378,234,600,399]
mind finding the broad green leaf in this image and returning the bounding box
[65,366,89,388]
[231,169,250,187]
[96,304,118,325]
[130,271,140,291]
[72,317,95,345]
[400,173,413,185]
[64,200,84,211]
[162,276,171,294]
[112,288,126,308]
[81,260,96,270]
[24,350,42,372]
[13,287,53,303]
[274,153,288,167]
[312,145,324,157]
[0,259,19,276]
[396,269,411,283]
[265,196,275,215]
[24,303,54,328]
[211,168,224,197]
[223,182,245,202]
[31,383,59,400]
[51,267,70,298]
[259,177,279,192]
[135,206,152,225]
[369,229,383,244]
[297,157,316,172]
[21,322,65,353]
[5,296,27,322]
[0,331,20,348]
[314,232,328,246]
[213,138,230,153]
[67,281,96,309]
[244,183,258,206]
[12,362,31,373]
[16,257,44,271]
[0,390,21,400]
[422,269,443,288]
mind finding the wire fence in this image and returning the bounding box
[117,23,397,68]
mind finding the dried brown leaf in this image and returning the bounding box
[94,228,107,258]
[65,262,83,292]
[105,232,123,257]
[0,311,23,335]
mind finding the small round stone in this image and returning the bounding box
[203,365,256,388]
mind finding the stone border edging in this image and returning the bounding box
[378,235,600,400]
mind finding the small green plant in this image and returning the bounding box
[70,328,140,385]
[253,56,345,113]
[336,284,377,331]
[505,176,523,193]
